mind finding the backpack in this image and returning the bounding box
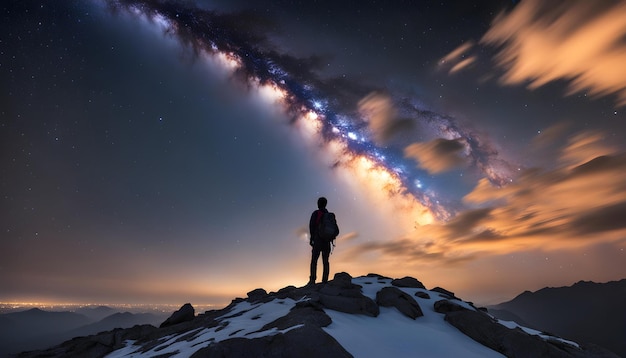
[317,211,339,242]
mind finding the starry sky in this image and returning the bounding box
[2,0,625,306]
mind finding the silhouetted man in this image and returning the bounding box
[308,197,338,285]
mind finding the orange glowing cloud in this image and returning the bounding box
[450,131,626,251]
[347,130,626,267]
[336,152,438,229]
[481,0,626,106]
[531,121,571,150]
[404,138,468,174]
[358,92,414,145]
[438,41,477,74]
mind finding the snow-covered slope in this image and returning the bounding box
[319,276,504,358]
[18,273,619,358]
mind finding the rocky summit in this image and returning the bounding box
[18,273,619,358]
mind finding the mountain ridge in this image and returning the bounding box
[489,278,626,357]
[16,273,620,358]
[0,308,167,356]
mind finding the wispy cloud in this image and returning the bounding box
[404,138,468,174]
[482,0,626,106]
[441,0,626,106]
[347,130,626,265]
[358,92,414,145]
[438,41,477,74]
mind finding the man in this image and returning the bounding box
[308,197,338,285]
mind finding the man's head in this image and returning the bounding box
[317,197,327,209]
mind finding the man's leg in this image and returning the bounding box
[309,246,321,284]
[321,247,330,283]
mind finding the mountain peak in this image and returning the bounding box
[17,273,619,358]
[489,278,626,357]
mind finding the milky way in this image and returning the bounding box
[105,0,517,227]
[3,0,626,308]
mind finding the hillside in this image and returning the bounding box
[0,308,91,355]
[17,273,619,358]
[0,308,166,356]
[489,279,626,357]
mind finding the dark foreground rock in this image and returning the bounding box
[434,299,468,314]
[391,276,425,289]
[160,302,195,328]
[376,286,423,319]
[444,310,620,358]
[190,324,352,358]
[315,272,380,317]
[17,325,157,358]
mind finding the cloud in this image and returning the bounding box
[404,138,468,174]
[461,132,626,250]
[358,92,414,145]
[338,231,359,243]
[531,121,571,150]
[295,226,310,241]
[571,201,626,235]
[443,207,494,239]
[560,131,617,168]
[340,238,476,266]
[480,0,626,106]
[439,41,477,74]
[347,131,626,266]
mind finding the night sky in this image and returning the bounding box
[2,0,625,306]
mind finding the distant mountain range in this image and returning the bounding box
[13,273,621,358]
[0,306,167,356]
[489,279,626,357]
[74,305,118,322]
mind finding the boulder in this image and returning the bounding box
[190,324,352,358]
[17,325,157,358]
[445,310,577,357]
[391,276,426,289]
[366,273,392,280]
[330,272,355,288]
[415,291,431,299]
[160,303,195,328]
[318,293,379,317]
[431,286,456,298]
[376,287,423,319]
[434,299,468,314]
[247,288,268,302]
[276,285,298,297]
[261,304,332,331]
[316,273,379,317]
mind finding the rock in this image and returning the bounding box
[391,276,426,289]
[376,287,423,319]
[190,324,352,358]
[366,273,392,280]
[434,299,468,314]
[318,292,380,317]
[316,273,379,317]
[262,305,332,331]
[445,310,576,357]
[160,303,195,328]
[17,325,157,358]
[276,285,297,296]
[247,288,268,302]
[431,286,456,298]
[415,291,431,299]
[330,272,354,288]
